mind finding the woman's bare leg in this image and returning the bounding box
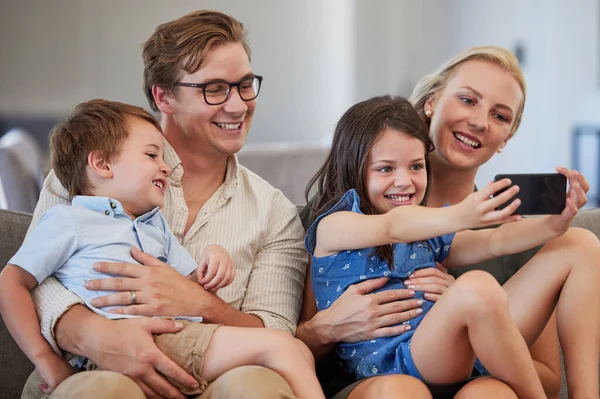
[410,270,545,398]
[453,377,517,399]
[347,375,432,399]
[503,227,600,397]
[201,327,325,399]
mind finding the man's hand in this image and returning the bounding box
[86,317,197,399]
[316,277,423,343]
[196,244,235,292]
[87,247,214,317]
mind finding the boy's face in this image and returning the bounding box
[166,42,256,157]
[108,118,170,218]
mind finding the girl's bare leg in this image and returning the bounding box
[454,377,517,399]
[503,227,600,398]
[347,374,432,399]
[410,270,545,398]
[200,327,325,399]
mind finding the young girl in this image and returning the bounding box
[305,95,593,399]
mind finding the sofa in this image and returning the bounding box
[1,207,599,398]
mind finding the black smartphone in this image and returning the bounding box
[493,173,567,215]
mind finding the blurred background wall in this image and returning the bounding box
[0,0,598,203]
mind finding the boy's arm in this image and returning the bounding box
[445,216,562,268]
[0,265,73,395]
[0,265,59,364]
[316,180,521,257]
[27,170,84,354]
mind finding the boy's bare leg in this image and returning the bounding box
[503,228,600,398]
[200,327,325,399]
[410,270,546,399]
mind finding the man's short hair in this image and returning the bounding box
[142,10,251,112]
[50,99,161,199]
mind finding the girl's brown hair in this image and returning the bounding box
[305,96,434,267]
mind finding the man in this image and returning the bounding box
[22,10,307,399]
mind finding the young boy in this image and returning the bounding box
[0,99,324,399]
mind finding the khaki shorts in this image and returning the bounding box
[154,321,220,395]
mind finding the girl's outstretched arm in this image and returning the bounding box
[315,179,521,257]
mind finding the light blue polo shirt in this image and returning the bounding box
[9,196,199,320]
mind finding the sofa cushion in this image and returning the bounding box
[0,209,35,398]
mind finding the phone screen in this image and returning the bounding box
[493,173,567,215]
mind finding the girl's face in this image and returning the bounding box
[365,128,428,214]
[425,60,524,171]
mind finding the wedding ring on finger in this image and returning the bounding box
[130,290,137,305]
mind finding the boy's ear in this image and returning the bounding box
[153,85,176,115]
[87,150,113,179]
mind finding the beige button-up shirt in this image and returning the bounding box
[30,141,307,354]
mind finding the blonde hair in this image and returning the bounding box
[409,46,526,137]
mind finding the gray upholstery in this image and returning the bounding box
[1,208,600,397]
[0,209,35,398]
[0,129,44,213]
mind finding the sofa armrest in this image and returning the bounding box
[0,209,35,398]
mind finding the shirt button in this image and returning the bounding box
[110,202,117,209]
[105,210,110,215]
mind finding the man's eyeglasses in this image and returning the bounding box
[173,75,263,105]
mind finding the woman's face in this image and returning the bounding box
[425,60,524,171]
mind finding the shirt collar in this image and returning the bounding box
[71,196,160,221]
[163,139,183,182]
[163,138,239,187]
[164,136,239,188]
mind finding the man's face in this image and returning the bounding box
[166,42,257,157]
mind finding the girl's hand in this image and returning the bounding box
[196,245,235,292]
[549,167,588,235]
[316,277,424,343]
[35,353,74,394]
[402,262,455,302]
[456,179,522,229]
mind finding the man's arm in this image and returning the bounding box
[239,191,308,333]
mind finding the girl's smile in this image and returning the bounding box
[366,128,428,214]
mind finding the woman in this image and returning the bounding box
[297,45,600,399]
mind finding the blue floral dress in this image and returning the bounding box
[305,189,455,381]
